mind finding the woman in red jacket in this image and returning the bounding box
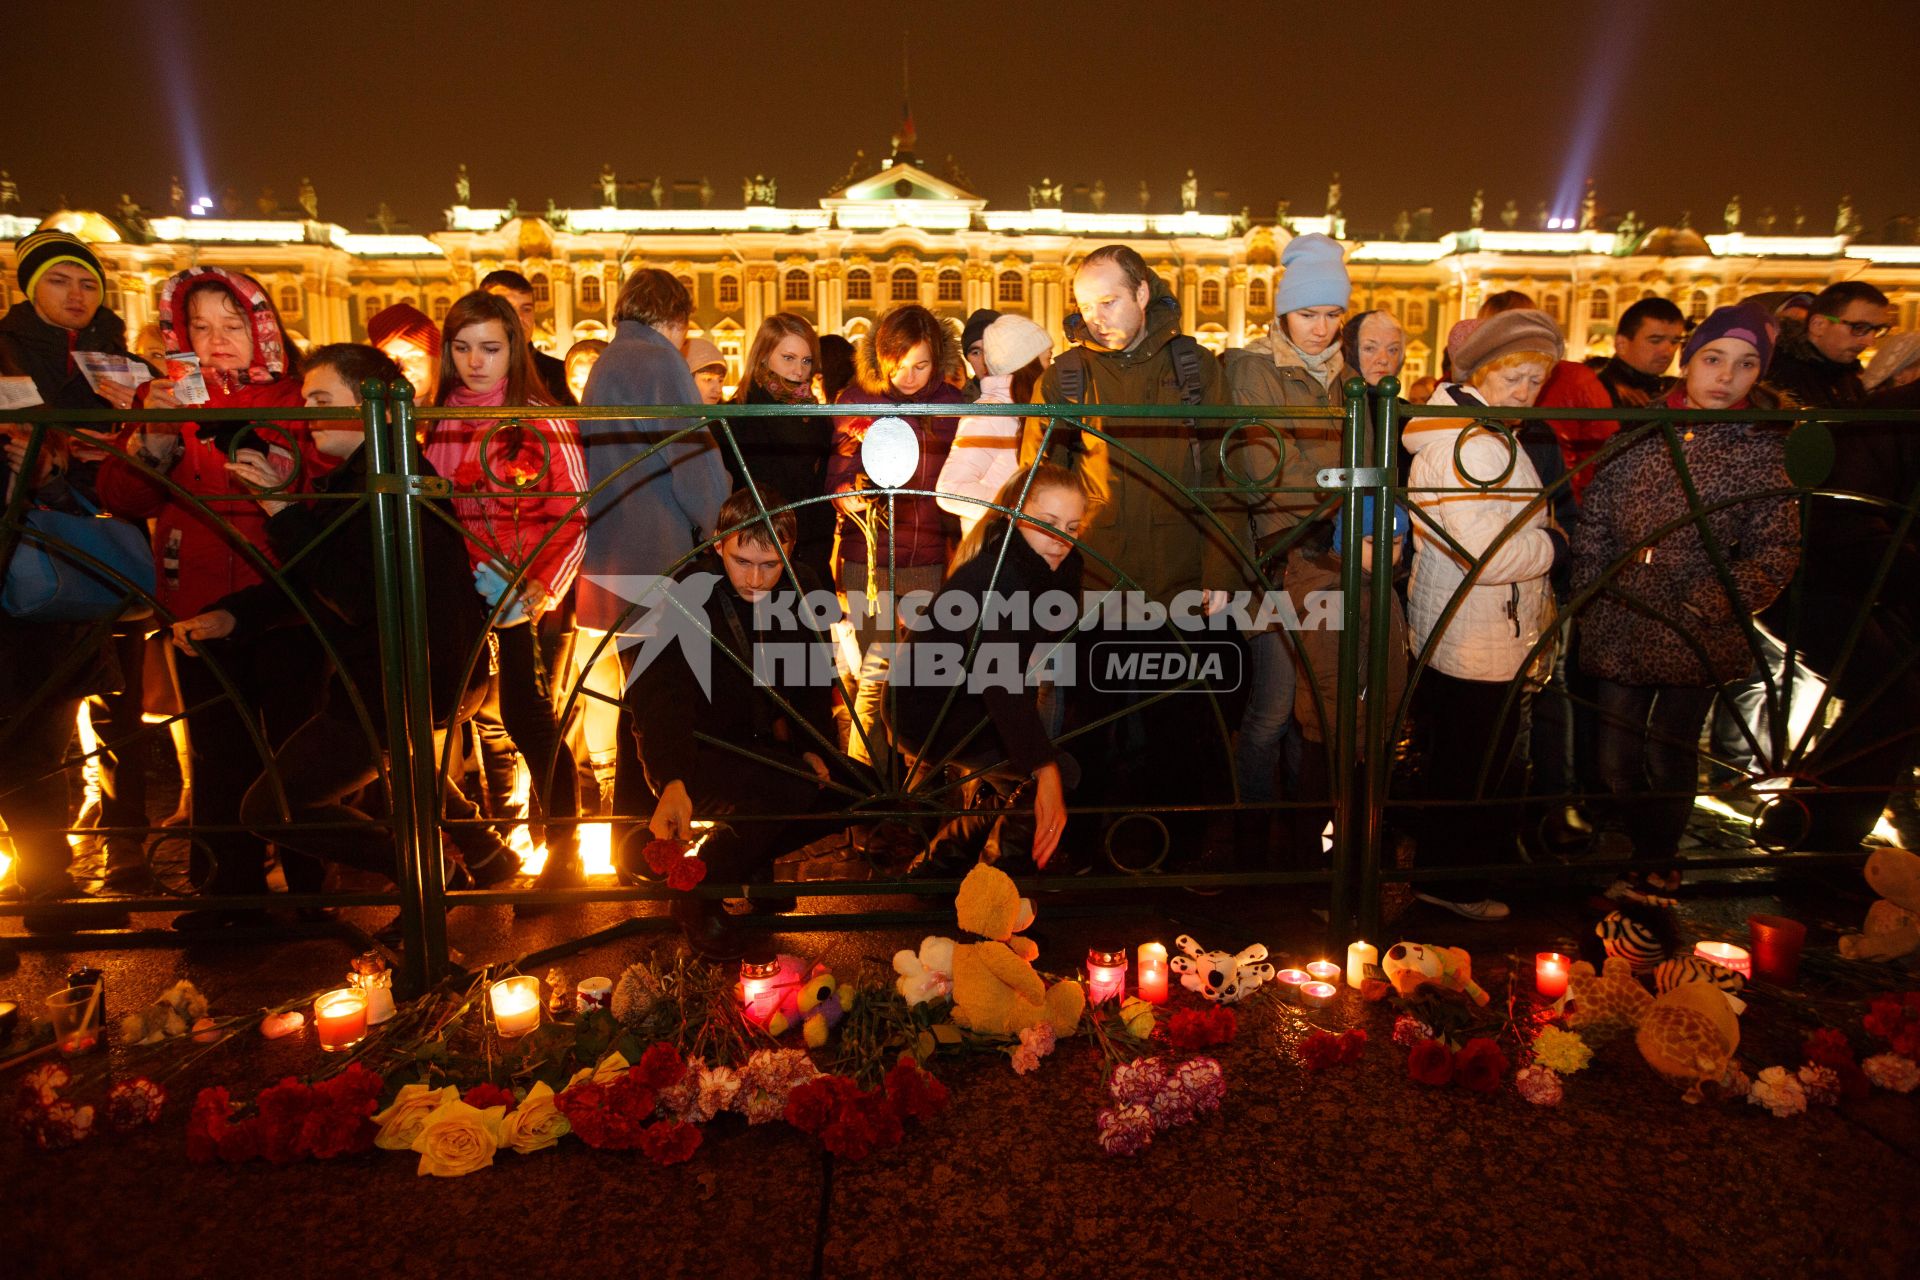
[98,266,328,928]
[423,291,587,887]
[827,304,963,774]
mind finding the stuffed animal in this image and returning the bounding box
[766,962,850,1049]
[117,980,209,1046]
[1636,980,1740,1101]
[1566,957,1654,1039]
[1594,909,1674,975]
[1654,955,1746,997]
[1381,942,1489,1006]
[1840,846,1920,961]
[1169,935,1275,1004]
[949,864,1085,1037]
[893,936,957,1006]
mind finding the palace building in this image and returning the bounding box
[5,134,1917,383]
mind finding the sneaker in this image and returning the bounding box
[1413,892,1511,921]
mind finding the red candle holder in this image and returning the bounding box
[1534,952,1571,999]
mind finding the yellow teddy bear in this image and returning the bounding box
[949,864,1085,1037]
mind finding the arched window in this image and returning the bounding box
[676,274,696,299]
[579,273,602,307]
[277,285,301,318]
[718,275,740,307]
[997,270,1025,304]
[784,269,811,303]
[531,273,550,305]
[1588,288,1610,321]
[1407,299,1429,330]
[362,295,381,319]
[846,268,872,302]
[1688,289,1710,321]
[431,295,450,322]
[1544,292,1565,324]
[1200,279,1222,311]
[890,267,919,302]
[1247,277,1269,312]
[937,269,963,303]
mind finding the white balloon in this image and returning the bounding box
[860,416,920,488]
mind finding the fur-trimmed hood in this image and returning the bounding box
[851,315,966,398]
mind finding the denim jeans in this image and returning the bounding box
[1238,628,1301,802]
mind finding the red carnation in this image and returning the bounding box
[665,856,708,892]
[300,1106,376,1160]
[639,1119,703,1166]
[821,1089,903,1160]
[314,1064,385,1116]
[1863,993,1920,1058]
[1454,1037,1509,1094]
[1407,1039,1455,1086]
[1804,1028,1856,1070]
[637,1042,687,1090]
[1359,978,1393,1002]
[216,1117,263,1164]
[463,1082,517,1112]
[884,1055,950,1121]
[1168,1006,1237,1052]
[253,1078,318,1164]
[1299,1029,1344,1072]
[642,838,688,877]
[186,1087,233,1164]
[784,1076,860,1135]
[1337,1028,1368,1064]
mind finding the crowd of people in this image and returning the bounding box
[3,225,1917,954]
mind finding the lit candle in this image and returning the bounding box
[1276,968,1311,991]
[576,977,613,1014]
[1306,960,1341,984]
[1535,952,1571,999]
[1086,949,1128,1005]
[1346,941,1379,989]
[489,975,542,1038]
[1300,981,1338,1008]
[1694,942,1752,980]
[313,989,368,1053]
[1136,942,1169,1005]
[739,958,784,1026]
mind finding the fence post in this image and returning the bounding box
[363,379,450,993]
[1327,380,1371,949]
[1358,380,1403,944]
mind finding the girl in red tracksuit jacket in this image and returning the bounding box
[422,290,587,882]
[97,266,332,921]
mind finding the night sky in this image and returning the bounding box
[10,0,1918,238]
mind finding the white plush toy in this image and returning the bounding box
[1169,934,1275,1004]
[893,936,957,1005]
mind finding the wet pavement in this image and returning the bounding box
[4,866,1918,1279]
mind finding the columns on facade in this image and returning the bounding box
[549,260,574,344]
[816,260,844,336]
[1567,279,1590,360]
[1030,264,1066,347]
[742,263,775,339]
[965,262,993,313]
[1180,264,1199,335]
[1227,266,1248,349]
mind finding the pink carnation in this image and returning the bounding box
[1747,1066,1808,1117]
[1169,1057,1226,1114]
[1795,1063,1841,1107]
[1010,1045,1042,1075]
[1018,1022,1057,1058]
[1514,1065,1563,1106]
[1109,1058,1168,1108]
[1863,1053,1920,1094]
[1391,1014,1434,1047]
[1096,1104,1155,1156]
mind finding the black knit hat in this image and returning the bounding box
[961,308,1001,351]
[14,229,105,294]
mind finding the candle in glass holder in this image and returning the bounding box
[1306,960,1341,984]
[739,958,784,1026]
[1693,942,1752,980]
[1345,941,1379,989]
[489,975,542,1038]
[1087,949,1128,1004]
[1535,952,1571,999]
[1300,981,1338,1008]
[1136,942,1170,1004]
[314,988,368,1053]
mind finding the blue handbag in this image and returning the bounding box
[2,492,156,622]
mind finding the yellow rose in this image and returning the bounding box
[372,1083,457,1151]
[563,1050,631,1092]
[1119,998,1157,1040]
[499,1081,571,1154]
[411,1097,505,1178]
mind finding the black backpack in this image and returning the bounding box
[1042,333,1207,462]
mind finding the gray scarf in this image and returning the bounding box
[1271,327,1345,391]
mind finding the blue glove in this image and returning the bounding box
[1332,496,1411,556]
[473,561,528,625]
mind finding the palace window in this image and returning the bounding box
[784,269,811,303]
[891,267,919,302]
[997,270,1024,304]
[846,268,871,301]
[531,273,550,305]
[1588,288,1610,321]
[363,296,381,319]
[580,273,602,307]
[1200,279,1222,311]
[277,286,301,318]
[1688,289,1710,321]
[937,269,963,303]
[1247,277,1269,312]
[677,274,696,300]
[718,274,740,307]
[1544,292,1565,324]
[1406,299,1428,330]
[432,295,450,322]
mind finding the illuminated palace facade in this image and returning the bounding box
[5,150,1919,384]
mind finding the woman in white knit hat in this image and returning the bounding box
[935,314,1054,538]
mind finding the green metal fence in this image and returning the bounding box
[2,380,1912,994]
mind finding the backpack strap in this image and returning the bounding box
[1038,348,1091,462]
[1167,334,1206,409]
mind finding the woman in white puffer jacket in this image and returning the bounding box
[935,314,1054,539]
[1402,309,1569,921]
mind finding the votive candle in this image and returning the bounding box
[1306,960,1341,984]
[489,975,542,1038]
[314,988,368,1053]
[1300,981,1338,1008]
[1276,968,1311,990]
[1346,941,1379,989]
[1136,942,1169,1005]
[739,958,784,1026]
[1087,949,1128,1004]
[1535,952,1571,999]
[1694,941,1752,980]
